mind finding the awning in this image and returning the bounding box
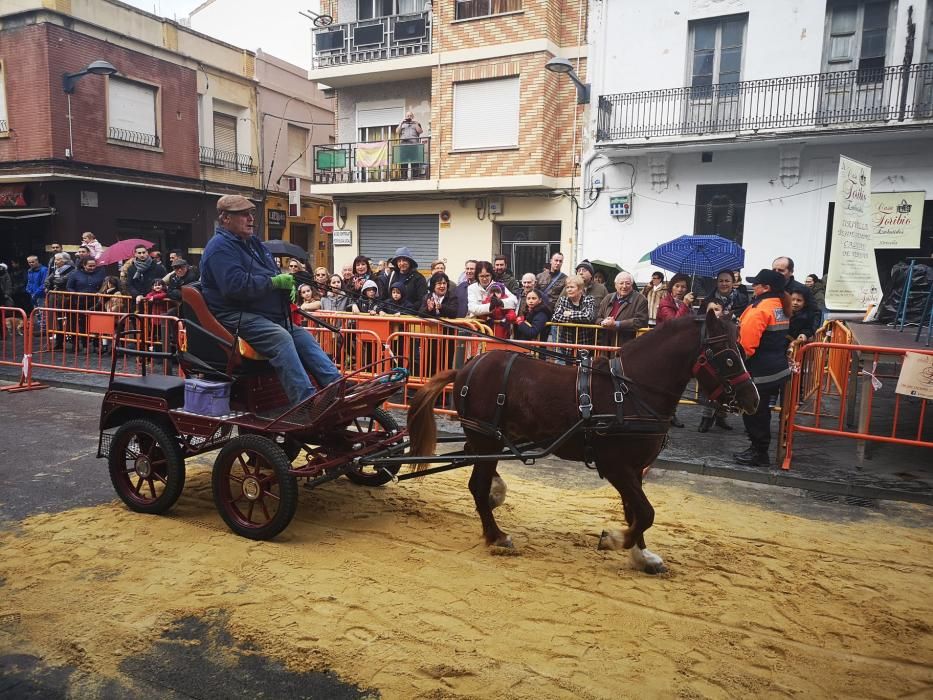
[0,207,56,220]
[0,185,27,207]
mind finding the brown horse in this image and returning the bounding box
[407,312,759,574]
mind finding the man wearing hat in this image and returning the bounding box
[575,260,608,306]
[379,246,428,313]
[733,268,791,467]
[200,194,341,406]
[166,257,199,304]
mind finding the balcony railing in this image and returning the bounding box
[597,62,933,142]
[455,0,522,20]
[199,146,256,174]
[108,127,160,148]
[0,119,8,133]
[312,11,431,69]
[312,137,431,184]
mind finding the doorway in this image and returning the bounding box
[498,223,561,277]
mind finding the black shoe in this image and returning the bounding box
[670,413,685,428]
[733,448,770,467]
[698,416,714,433]
[715,416,733,431]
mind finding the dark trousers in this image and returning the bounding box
[742,381,783,450]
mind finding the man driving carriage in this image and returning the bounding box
[200,194,341,406]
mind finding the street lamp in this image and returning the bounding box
[545,57,590,105]
[62,60,118,159]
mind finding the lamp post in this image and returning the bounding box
[62,60,118,159]
[545,57,590,105]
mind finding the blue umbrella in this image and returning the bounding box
[649,235,745,278]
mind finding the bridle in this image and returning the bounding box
[691,326,752,412]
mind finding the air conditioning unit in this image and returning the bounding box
[488,196,504,215]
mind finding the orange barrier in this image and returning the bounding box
[0,306,46,392]
[782,341,933,470]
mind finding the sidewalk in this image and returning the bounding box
[4,362,931,505]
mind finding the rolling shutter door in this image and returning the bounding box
[359,215,438,266]
[213,113,237,154]
[109,78,157,137]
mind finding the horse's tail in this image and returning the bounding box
[407,368,459,471]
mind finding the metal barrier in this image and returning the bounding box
[0,306,45,392]
[782,340,933,470]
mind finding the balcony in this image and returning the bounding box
[313,11,431,70]
[312,137,431,184]
[597,63,933,144]
[108,127,160,148]
[199,146,256,174]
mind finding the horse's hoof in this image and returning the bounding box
[643,562,669,575]
[489,535,517,555]
[597,530,612,551]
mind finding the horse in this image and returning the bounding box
[406,311,759,574]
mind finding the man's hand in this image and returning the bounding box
[270,273,294,290]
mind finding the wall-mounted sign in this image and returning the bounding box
[288,177,301,217]
[268,209,286,227]
[333,229,352,246]
[870,191,925,249]
[80,190,99,208]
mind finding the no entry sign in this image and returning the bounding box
[320,216,335,234]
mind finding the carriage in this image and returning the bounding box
[98,287,758,573]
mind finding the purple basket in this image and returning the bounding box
[184,379,232,417]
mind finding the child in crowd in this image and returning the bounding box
[354,280,382,315]
[298,283,322,312]
[697,298,732,433]
[384,282,406,315]
[788,290,814,342]
[142,278,169,356]
[483,282,518,338]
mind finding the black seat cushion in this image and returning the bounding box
[109,374,186,407]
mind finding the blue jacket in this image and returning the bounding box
[66,267,107,295]
[201,227,286,322]
[26,265,48,301]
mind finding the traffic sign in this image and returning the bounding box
[320,216,335,234]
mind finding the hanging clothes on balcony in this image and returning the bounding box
[356,141,389,169]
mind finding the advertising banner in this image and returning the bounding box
[825,156,881,311]
[870,191,925,249]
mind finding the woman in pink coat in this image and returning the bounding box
[656,273,695,326]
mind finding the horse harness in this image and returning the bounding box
[456,351,524,454]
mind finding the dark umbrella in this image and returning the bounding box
[649,235,744,279]
[263,239,309,261]
[97,238,154,266]
[589,259,624,284]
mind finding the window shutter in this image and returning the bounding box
[453,77,520,150]
[108,78,157,137]
[213,113,238,154]
[0,63,7,125]
[358,105,404,129]
[287,124,309,173]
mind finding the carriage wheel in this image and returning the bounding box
[212,435,298,540]
[343,408,402,487]
[108,419,186,515]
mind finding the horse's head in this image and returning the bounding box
[692,310,759,415]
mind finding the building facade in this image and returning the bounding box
[309,0,588,276]
[0,0,333,268]
[255,50,335,271]
[583,0,933,284]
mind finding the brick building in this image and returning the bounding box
[308,0,588,276]
[0,1,332,269]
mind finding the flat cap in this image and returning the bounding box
[171,258,189,268]
[216,194,255,213]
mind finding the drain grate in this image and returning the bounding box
[807,491,877,508]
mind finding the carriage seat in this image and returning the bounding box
[179,285,270,376]
[109,374,186,408]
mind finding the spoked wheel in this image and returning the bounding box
[212,435,298,540]
[108,419,186,514]
[343,408,402,487]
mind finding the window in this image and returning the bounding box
[689,15,746,97]
[108,77,158,147]
[823,1,893,82]
[694,184,747,245]
[455,0,522,21]
[453,77,520,150]
[213,112,237,154]
[358,0,394,19]
[0,61,8,134]
[287,124,310,174]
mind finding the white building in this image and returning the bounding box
[582,0,933,284]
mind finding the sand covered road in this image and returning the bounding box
[1,462,931,699]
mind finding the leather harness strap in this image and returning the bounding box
[457,351,522,453]
[576,351,594,420]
